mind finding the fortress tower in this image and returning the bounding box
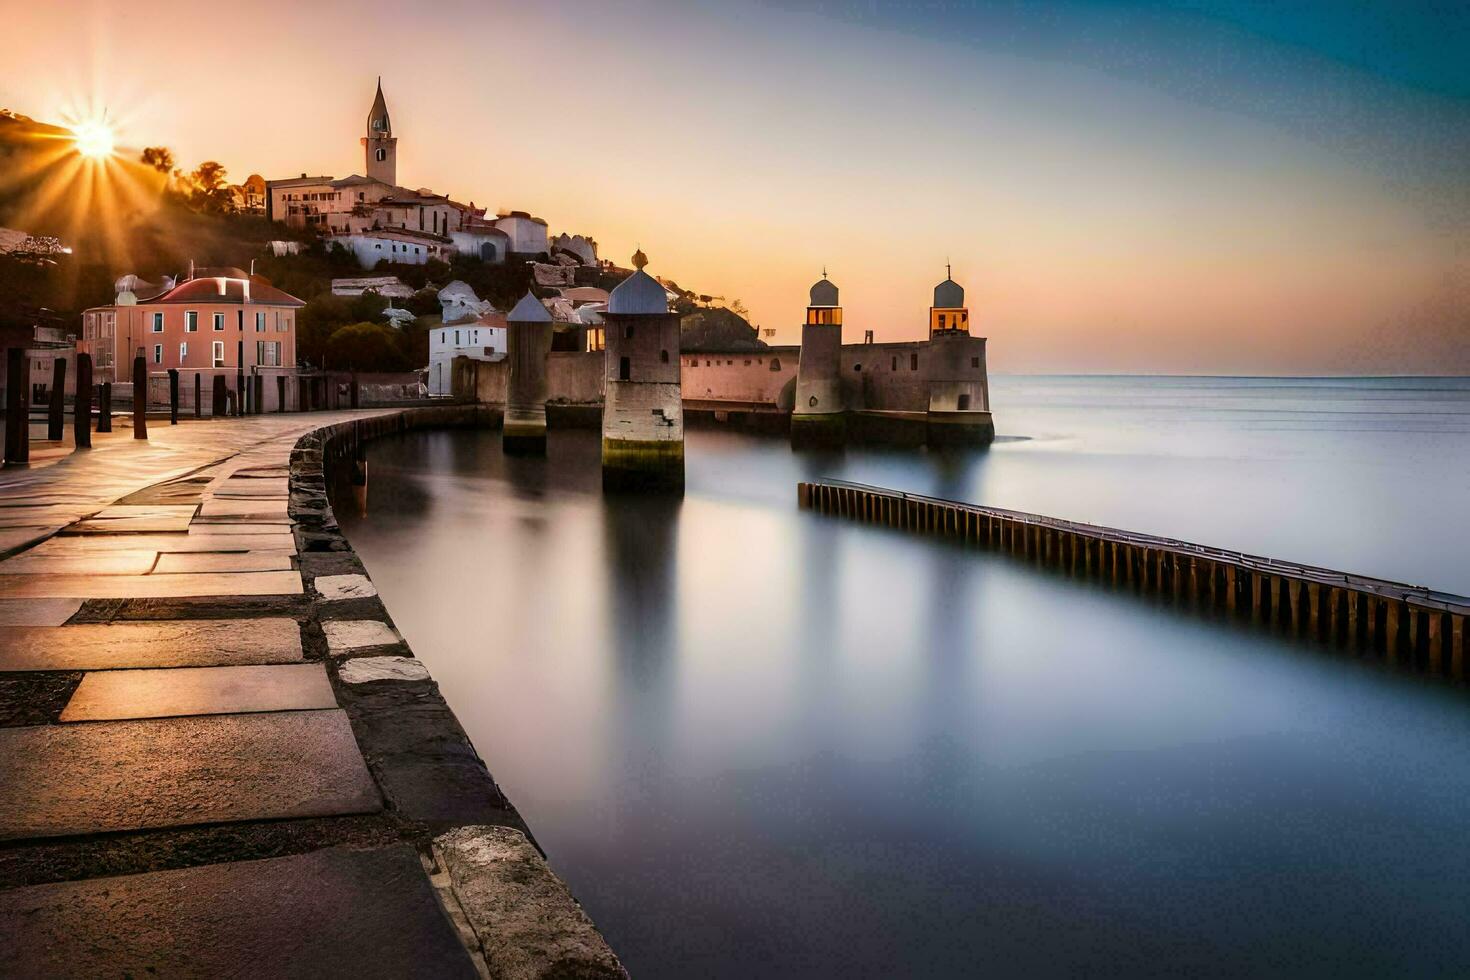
[791,271,846,447]
[601,250,684,492]
[362,77,397,186]
[924,269,994,445]
[504,292,553,455]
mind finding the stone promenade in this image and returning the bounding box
[0,408,625,978]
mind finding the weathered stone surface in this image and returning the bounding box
[316,573,378,600]
[0,845,478,979]
[64,504,197,534]
[324,619,401,652]
[0,619,302,670]
[0,672,82,727]
[199,496,290,518]
[60,663,336,721]
[339,656,430,683]
[152,551,295,574]
[0,569,303,599]
[0,709,380,840]
[435,826,627,980]
[23,531,296,555]
[0,597,80,626]
[188,521,294,534]
[0,551,159,575]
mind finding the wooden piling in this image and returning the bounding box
[97,383,111,432]
[47,357,65,441]
[168,368,179,425]
[4,348,29,466]
[131,355,147,440]
[73,353,92,450]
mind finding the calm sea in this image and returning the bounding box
[336,376,1470,977]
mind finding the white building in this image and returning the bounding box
[493,211,550,255]
[330,228,454,268]
[428,313,506,395]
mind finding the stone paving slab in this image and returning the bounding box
[23,532,297,555]
[339,656,431,684]
[152,551,295,574]
[188,521,295,534]
[0,844,478,979]
[0,709,381,840]
[0,598,81,627]
[0,619,303,671]
[0,551,159,575]
[0,569,303,599]
[324,619,402,652]
[316,573,378,600]
[60,663,336,721]
[63,505,198,535]
[198,497,290,517]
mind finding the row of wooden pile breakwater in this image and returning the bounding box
[798,480,1470,682]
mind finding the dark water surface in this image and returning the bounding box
[337,377,1470,977]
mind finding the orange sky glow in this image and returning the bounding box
[4,0,1467,374]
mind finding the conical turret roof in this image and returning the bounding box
[608,250,669,315]
[507,291,552,323]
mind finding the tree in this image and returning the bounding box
[323,321,413,372]
[186,160,235,214]
[140,146,173,174]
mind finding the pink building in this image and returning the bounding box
[78,267,304,383]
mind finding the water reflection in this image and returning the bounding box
[335,377,1470,978]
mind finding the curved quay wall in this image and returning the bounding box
[800,480,1470,684]
[296,405,628,978]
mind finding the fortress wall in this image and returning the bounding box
[842,343,930,412]
[547,351,603,404]
[683,348,798,407]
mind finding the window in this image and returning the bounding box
[180,342,188,361]
[689,359,698,368]
[454,330,461,345]
[938,314,946,330]
[213,313,225,331]
[212,341,225,368]
[971,357,980,368]
[277,315,289,333]
[186,311,199,332]
[618,356,631,381]
[769,358,781,371]
[153,344,162,364]
[892,356,897,371]
[256,312,266,332]
[151,312,164,333]
[958,394,971,410]
[853,363,862,372]
[257,341,280,367]
[911,353,919,370]
[624,324,634,340]
[375,148,386,161]
[661,350,670,363]
[375,243,382,250]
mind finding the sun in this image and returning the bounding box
[71,119,115,159]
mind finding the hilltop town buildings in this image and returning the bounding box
[77,268,303,384]
[264,80,574,269]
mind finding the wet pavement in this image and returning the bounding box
[0,409,626,976]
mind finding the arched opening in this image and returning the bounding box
[958,393,971,410]
[479,242,497,261]
[660,349,669,363]
[619,356,631,381]
[375,148,386,162]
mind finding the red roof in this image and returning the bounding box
[144,275,305,308]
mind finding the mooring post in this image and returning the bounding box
[4,348,30,465]
[1408,610,1421,664]
[1427,612,1444,675]
[351,372,360,409]
[47,356,66,441]
[213,375,227,417]
[132,354,147,439]
[168,368,179,425]
[73,353,92,449]
[278,375,286,413]
[255,375,264,415]
[1385,601,1401,664]
[98,382,112,432]
[1451,616,1466,682]
[194,373,202,419]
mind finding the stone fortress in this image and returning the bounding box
[457,256,995,491]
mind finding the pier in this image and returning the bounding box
[799,480,1469,680]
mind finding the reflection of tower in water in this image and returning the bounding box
[601,494,683,771]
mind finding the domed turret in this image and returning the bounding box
[933,277,964,309]
[608,250,668,315]
[809,274,839,308]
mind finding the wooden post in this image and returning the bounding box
[1288,580,1302,634]
[213,375,228,417]
[168,368,179,425]
[97,382,112,432]
[73,353,92,449]
[132,354,147,439]
[1225,566,1238,614]
[1385,601,1401,665]
[4,348,29,465]
[1408,610,1421,665]
[1427,612,1444,676]
[278,375,287,413]
[194,373,202,418]
[1346,591,1360,648]
[255,375,265,415]
[1452,615,1466,683]
[47,357,66,440]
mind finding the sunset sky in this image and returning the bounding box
[5,0,1468,373]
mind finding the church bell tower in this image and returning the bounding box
[362,77,397,186]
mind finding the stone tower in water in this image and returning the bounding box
[504,292,553,455]
[601,250,684,492]
[791,271,846,447]
[924,268,994,445]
